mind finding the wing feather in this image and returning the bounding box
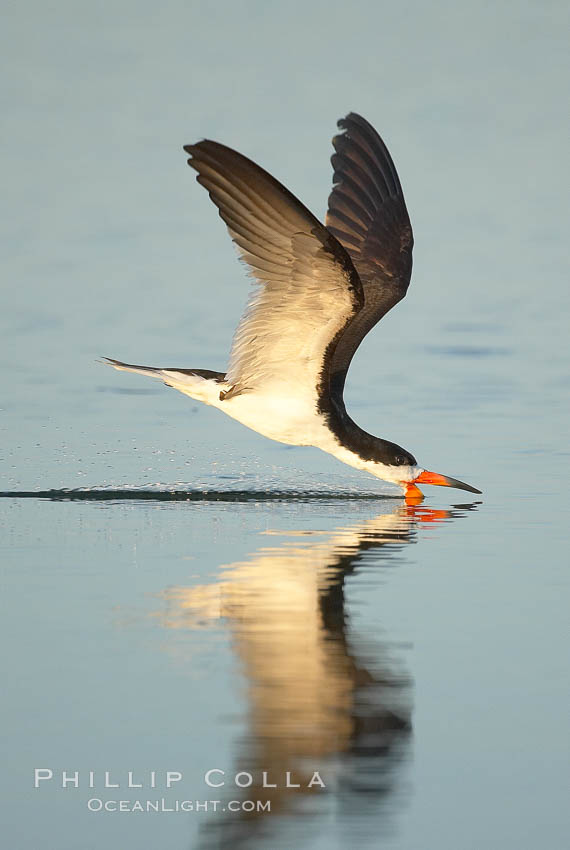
[325,113,414,387]
[184,140,363,399]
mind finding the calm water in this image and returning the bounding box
[2,2,569,848]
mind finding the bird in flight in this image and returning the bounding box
[105,113,481,502]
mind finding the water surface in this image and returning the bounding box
[2,2,568,848]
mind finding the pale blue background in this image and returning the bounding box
[1,1,569,848]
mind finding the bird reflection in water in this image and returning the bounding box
[156,501,477,848]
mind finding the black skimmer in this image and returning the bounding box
[104,113,481,502]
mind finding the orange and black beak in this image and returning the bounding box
[405,470,482,504]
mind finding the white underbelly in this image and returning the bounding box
[217,391,329,446]
[172,378,407,491]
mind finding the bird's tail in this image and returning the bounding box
[101,358,228,404]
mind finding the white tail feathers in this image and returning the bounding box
[102,358,228,405]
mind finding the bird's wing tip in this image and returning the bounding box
[337,111,367,130]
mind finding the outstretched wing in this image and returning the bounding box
[325,113,414,388]
[184,140,363,399]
